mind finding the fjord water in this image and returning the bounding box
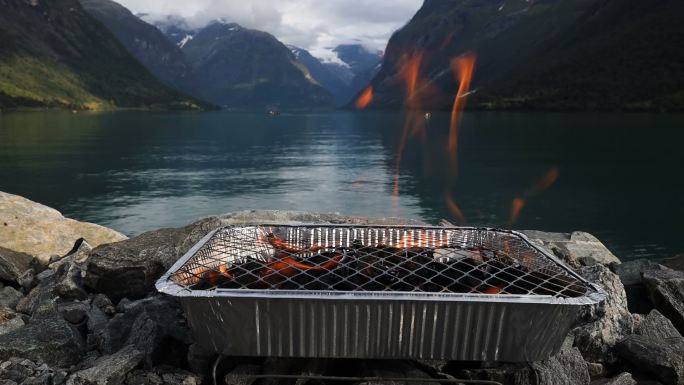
[0,111,682,261]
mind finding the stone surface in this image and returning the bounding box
[93,296,190,367]
[574,264,635,363]
[55,263,88,301]
[66,345,143,385]
[49,239,92,272]
[586,362,605,378]
[0,287,22,310]
[615,335,684,385]
[602,372,637,385]
[0,247,37,284]
[15,277,57,316]
[0,316,85,367]
[124,367,200,385]
[664,254,684,272]
[610,260,665,286]
[0,191,127,263]
[17,269,38,291]
[530,337,590,385]
[521,230,620,267]
[57,301,90,325]
[0,308,24,335]
[642,267,684,334]
[635,309,682,341]
[85,210,427,301]
[91,294,115,316]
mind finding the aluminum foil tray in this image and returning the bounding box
[156,225,605,361]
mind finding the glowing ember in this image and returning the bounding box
[355,86,374,109]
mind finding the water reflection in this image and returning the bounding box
[0,110,682,261]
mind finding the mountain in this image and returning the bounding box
[291,44,382,106]
[365,0,684,111]
[0,0,207,110]
[288,46,352,106]
[80,0,190,88]
[181,22,333,109]
[151,15,197,47]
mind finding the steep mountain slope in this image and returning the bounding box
[181,22,333,109]
[289,46,351,106]
[0,0,206,110]
[366,0,684,111]
[291,44,382,106]
[79,0,190,88]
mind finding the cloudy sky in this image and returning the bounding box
[116,0,423,62]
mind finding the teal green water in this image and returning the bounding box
[0,110,682,260]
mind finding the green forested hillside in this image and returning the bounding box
[0,0,207,110]
[365,0,684,111]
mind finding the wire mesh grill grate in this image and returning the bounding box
[169,226,589,298]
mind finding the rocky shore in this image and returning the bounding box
[1,191,683,385]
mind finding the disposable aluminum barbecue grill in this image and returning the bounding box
[156,225,605,362]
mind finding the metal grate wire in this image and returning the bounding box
[169,226,589,298]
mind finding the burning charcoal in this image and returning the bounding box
[416,261,455,292]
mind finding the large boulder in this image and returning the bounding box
[635,309,682,341]
[0,191,127,263]
[0,247,38,284]
[66,345,144,385]
[521,231,620,267]
[615,335,684,385]
[85,210,427,301]
[641,267,684,334]
[0,316,86,367]
[573,264,634,364]
[15,276,57,316]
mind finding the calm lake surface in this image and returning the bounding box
[0,110,682,261]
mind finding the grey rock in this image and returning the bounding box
[0,308,24,335]
[115,298,131,313]
[57,301,90,324]
[0,316,85,367]
[521,230,619,267]
[642,267,684,334]
[635,309,682,341]
[664,254,684,272]
[586,362,605,378]
[35,269,55,282]
[0,247,37,284]
[602,372,637,385]
[574,264,635,363]
[92,294,115,316]
[17,269,37,291]
[84,217,224,301]
[0,287,22,310]
[615,335,684,385]
[55,263,88,301]
[444,337,588,385]
[15,277,57,316]
[224,364,260,385]
[610,259,665,286]
[66,345,143,385]
[49,239,92,272]
[530,337,590,385]
[93,296,190,367]
[21,374,52,385]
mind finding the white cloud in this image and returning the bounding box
[116,0,422,59]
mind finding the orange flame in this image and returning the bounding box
[355,86,374,109]
[448,52,477,168]
[508,168,560,225]
[393,52,432,204]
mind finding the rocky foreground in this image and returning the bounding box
[0,191,683,385]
